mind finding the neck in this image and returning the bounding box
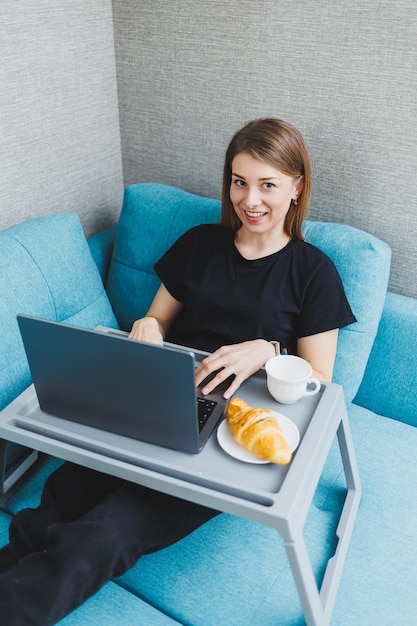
[234,228,291,260]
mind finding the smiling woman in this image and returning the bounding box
[230,152,303,258]
[131,118,354,389]
[221,117,311,244]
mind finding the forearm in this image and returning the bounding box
[129,285,183,345]
[297,329,339,382]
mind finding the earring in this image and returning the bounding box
[292,197,298,206]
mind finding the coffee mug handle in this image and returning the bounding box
[303,377,321,397]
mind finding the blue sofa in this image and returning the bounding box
[1,183,416,625]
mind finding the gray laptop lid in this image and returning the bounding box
[17,314,228,454]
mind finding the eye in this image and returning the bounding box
[263,181,275,189]
[232,178,246,187]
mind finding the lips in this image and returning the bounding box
[244,210,267,222]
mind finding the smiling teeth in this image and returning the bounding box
[245,211,265,217]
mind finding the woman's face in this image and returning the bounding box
[230,152,301,238]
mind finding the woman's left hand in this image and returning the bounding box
[195,339,275,399]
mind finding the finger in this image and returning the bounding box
[194,362,213,388]
[218,370,246,399]
[200,367,237,396]
[222,376,242,400]
[195,356,226,387]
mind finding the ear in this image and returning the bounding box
[293,176,304,201]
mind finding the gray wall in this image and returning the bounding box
[113,0,417,299]
[1,0,123,237]
[2,1,416,297]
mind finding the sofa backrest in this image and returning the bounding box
[355,292,417,426]
[302,221,391,402]
[0,213,118,412]
[106,183,391,403]
[106,184,222,328]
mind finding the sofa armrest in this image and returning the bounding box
[354,292,417,427]
[0,214,118,496]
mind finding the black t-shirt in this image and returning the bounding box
[154,224,356,354]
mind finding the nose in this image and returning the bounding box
[244,186,262,208]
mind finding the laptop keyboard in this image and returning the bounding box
[197,397,217,432]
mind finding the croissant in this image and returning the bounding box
[226,398,292,465]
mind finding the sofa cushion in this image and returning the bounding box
[107,184,391,401]
[303,221,391,401]
[106,183,221,330]
[88,225,117,284]
[116,505,336,626]
[328,403,417,625]
[58,582,181,626]
[0,212,118,412]
[354,292,417,426]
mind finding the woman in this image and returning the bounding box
[0,118,355,625]
[130,117,354,394]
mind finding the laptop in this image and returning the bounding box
[17,314,230,454]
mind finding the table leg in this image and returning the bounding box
[284,411,361,626]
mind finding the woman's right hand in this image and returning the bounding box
[128,284,183,346]
[128,317,164,345]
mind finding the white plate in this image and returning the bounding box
[216,411,300,464]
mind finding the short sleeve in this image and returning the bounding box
[295,258,356,338]
[154,226,198,302]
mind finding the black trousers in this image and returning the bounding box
[0,462,219,625]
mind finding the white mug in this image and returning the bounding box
[265,355,321,404]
